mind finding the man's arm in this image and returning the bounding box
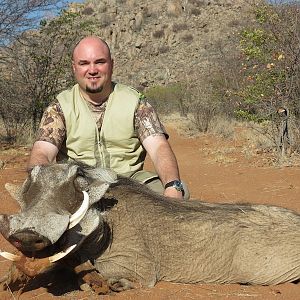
[27,101,66,170]
[27,141,59,170]
[142,135,183,199]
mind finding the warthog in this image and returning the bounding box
[0,163,300,293]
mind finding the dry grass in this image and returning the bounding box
[0,146,28,157]
[162,114,235,139]
[207,149,238,165]
[209,117,235,139]
[161,113,193,135]
[163,114,300,167]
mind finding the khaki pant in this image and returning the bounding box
[131,170,190,200]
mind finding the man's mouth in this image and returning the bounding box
[88,77,100,81]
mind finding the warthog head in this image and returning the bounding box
[0,163,117,263]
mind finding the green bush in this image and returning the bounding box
[144,83,190,116]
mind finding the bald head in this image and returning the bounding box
[72,36,112,61]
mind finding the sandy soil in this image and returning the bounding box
[0,124,299,300]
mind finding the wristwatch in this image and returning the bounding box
[165,180,185,196]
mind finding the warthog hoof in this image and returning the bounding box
[108,277,138,292]
[79,270,110,294]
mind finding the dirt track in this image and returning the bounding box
[0,124,299,299]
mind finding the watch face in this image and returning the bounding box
[173,180,184,191]
[165,180,184,195]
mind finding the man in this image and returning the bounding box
[28,36,188,199]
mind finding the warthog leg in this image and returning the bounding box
[69,260,110,295]
[107,277,138,292]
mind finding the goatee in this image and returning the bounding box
[86,85,103,94]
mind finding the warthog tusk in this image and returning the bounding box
[48,244,77,263]
[68,191,89,229]
[0,244,77,264]
[0,250,20,261]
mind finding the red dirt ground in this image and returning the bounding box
[0,124,299,300]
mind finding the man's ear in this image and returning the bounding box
[71,60,76,73]
[111,58,114,74]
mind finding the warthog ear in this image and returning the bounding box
[85,168,118,183]
[87,181,111,206]
[5,183,25,210]
[84,168,118,206]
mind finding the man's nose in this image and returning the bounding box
[88,64,98,74]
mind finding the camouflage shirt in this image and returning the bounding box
[36,97,167,149]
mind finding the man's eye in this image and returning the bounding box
[78,61,89,65]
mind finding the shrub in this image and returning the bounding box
[152,30,164,38]
[172,23,188,33]
[235,3,300,157]
[144,83,190,116]
[181,33,193,42]
[190,8,201,16]
[82,7,94,15]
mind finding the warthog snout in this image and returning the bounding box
[9,229,51,252]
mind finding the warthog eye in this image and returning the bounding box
[12,240,21,248]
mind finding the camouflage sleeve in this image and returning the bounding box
[135,97,169,143]
[35,100,66,149]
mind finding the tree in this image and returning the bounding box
[0,0,69,47]
[0,76,31,142]
[234,1,300,156]
[0,5,99,140]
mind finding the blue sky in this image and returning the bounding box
[268,0,300,3]
[30,0,84,28]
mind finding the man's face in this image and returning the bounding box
[72,38,113,95]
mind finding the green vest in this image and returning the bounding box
[57,83,147,177]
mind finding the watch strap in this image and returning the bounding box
[165,180,179,189]
[164,180,184,195]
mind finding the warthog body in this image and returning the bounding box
[0,163,300,291]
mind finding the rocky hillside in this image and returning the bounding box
[70,0,257,90]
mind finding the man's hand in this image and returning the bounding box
[164,187,183,199]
